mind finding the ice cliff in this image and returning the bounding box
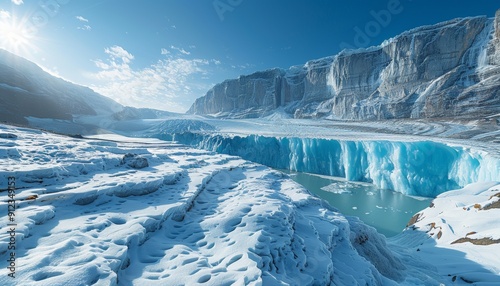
[168,133,500,197]
[188,12,500,120]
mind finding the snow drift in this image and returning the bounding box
[391,181,500,285]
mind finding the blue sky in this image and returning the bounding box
[0,0,498,112]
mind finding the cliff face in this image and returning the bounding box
[189,12,500,120]
[189,69,285,118]
[489,9,500,65]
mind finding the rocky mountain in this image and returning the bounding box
[188,10,500,120]
[0,49,124,125]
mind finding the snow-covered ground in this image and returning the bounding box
[392,182,500,285]
[0,124,447,285]
[2,119,499,285]
[27,111,500,145]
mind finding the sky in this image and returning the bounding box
[0,0,498,112]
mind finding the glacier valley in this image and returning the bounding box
[0,7,499,286]
[0,124,442,285]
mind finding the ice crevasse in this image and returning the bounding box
[168,133,500,197]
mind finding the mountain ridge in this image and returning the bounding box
[0,49,178,128]
[0,49,124,125]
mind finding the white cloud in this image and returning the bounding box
[87,45,216,112]
[11,0,23,5]
[76,16,91,31]
[76,16,89,22]
[105,45,134,63]
[78,25,92,31]
[0,10,11,19]
[161,48,170,55]
[170,45,190,55]
[231,63,253,70]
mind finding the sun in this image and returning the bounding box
[0,15,34,54]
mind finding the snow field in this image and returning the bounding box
[0,125,434,285]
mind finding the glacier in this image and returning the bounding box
[167,132,500,197]
[0,124,448,285]
[2,120,498,285]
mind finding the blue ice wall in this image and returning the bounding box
[167,133,500,197]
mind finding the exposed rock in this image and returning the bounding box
[482,198,500,210]
[21,195,38,201]
[451,236,500,245]
[489,9,500,65]
[489,192,500,200]
[406,212,422,227]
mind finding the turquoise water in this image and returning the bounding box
[285,171,432,237]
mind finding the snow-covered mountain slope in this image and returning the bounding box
[0,124,446,285]
[0,49,123,125]
[0,50,181,130]
[392,182,500,285]
[188,11,500,120]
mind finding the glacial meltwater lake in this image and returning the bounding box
[284,171,433,237]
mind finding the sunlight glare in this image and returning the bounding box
[0,16,34,54]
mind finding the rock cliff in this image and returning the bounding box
[189,12,500,120]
